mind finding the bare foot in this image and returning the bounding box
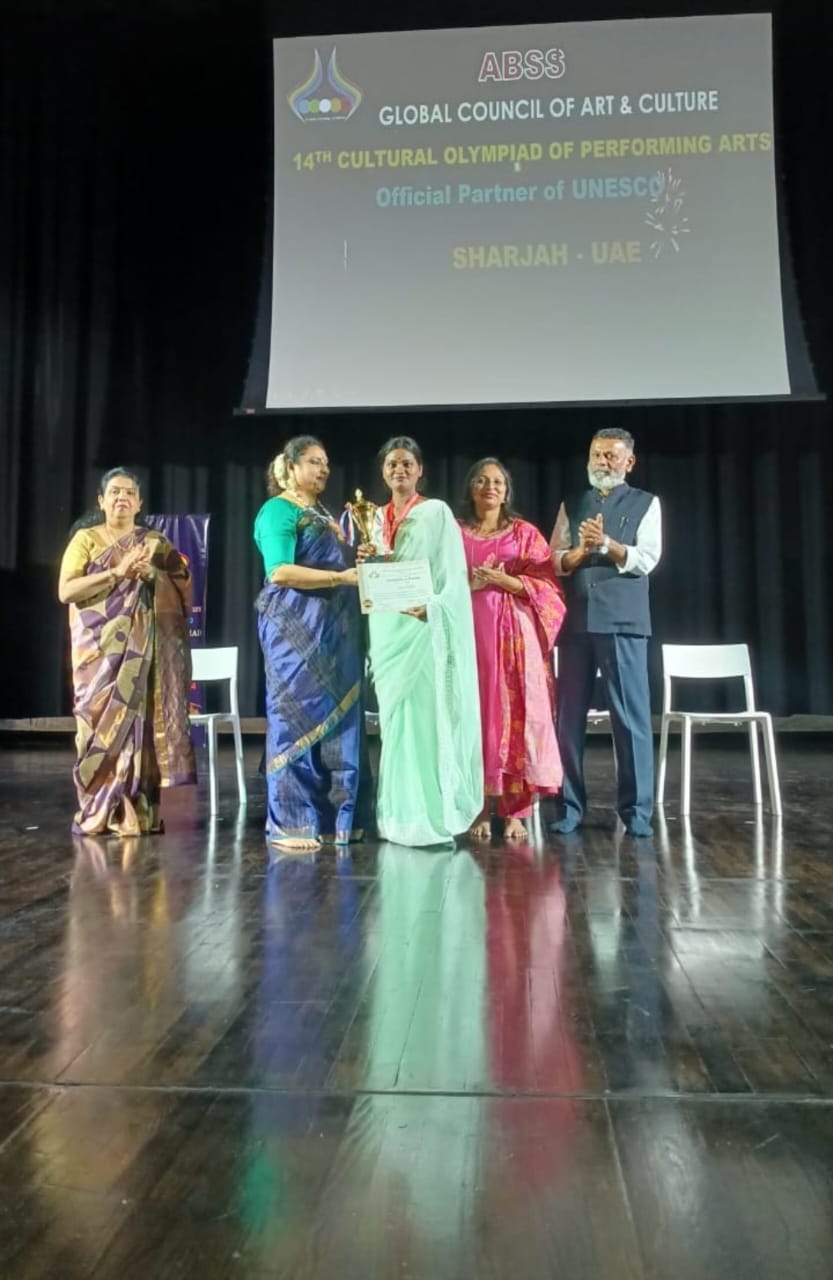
[268,836,321,853]
[503,818,528,841]
[469,811,492,840]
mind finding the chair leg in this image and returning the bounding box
[656,714,670,804]
[748,721,763,806]
[761,715,782,816]
[207,720,218,816]
[232,718,247,807]
[680,718,692,816]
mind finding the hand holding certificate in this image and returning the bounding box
[358,559,432,615]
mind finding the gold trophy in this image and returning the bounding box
[345,489,380,560]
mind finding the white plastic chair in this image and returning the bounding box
[189,647,247,815]
[656,643,781,817]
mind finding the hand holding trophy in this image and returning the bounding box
[346,489,380,563]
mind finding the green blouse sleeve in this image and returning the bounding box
[254,498,301,575]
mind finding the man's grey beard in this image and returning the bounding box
[588,466,626,492]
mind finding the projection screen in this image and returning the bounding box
[250,13,817,410]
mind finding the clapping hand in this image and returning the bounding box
[472,555,510,590]
[116,544,153,581]
[578,514,605,554]
[471,553,495,590]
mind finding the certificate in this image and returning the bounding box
[358,559,432,614]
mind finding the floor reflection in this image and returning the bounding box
[1,741,832,1277]
[480,849,581,1202]
[253,849,363,1085]
[59,836,188,1076]
[242,847,587,1273]
[480,849,581,1093]
[307,843,487,1276]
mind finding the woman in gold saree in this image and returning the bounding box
[58,468,196,835]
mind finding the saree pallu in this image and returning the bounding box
[369,500,483,846]
[461,520,566,818]
[67,528,196,836]
[255,509,363,843]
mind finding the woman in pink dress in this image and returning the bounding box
[459,459,566,840]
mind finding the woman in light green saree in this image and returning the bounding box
[360,438,482,846]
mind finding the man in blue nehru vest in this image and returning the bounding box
[549,429,662,837]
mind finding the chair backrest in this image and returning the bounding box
[191,646,238,682]
[661,643,756,712]
[190,647,241,719]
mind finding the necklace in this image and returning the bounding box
[280,491,322,513]
[470,517,507,538]
[102,523,134,546]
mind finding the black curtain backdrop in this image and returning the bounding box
[1,0,831,721]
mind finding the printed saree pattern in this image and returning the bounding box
[63,526,196,836]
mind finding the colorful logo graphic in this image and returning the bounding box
[287,48,363,121]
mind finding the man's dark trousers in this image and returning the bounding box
[556,631,654,829]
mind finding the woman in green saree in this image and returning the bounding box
[359,437,482,846]
[58,468,195,836]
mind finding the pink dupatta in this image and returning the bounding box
[461,519,566,815]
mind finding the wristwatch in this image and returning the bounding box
[598,536,610,556]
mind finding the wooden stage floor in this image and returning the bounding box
[0,736,831,1278]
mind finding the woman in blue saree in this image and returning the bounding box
[254,436,362,853]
